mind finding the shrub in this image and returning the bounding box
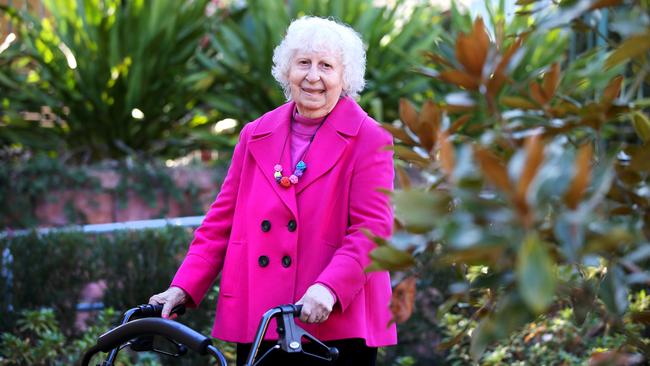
[0,226,235,365]
[196,0,443,125]
[0,0,214,160]
[370,0,650,363]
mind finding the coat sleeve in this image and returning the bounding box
[170,123,251,307]
[315,123,394,312]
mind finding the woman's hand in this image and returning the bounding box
[296,284,336,323]
[148,286,188,319]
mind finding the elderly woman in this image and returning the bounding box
[149,16,396,365]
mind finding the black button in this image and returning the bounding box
[258,255,269,267]
[261,220,271,232]
[287,219,297,232]
[282,255,292,268]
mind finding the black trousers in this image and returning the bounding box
[236,338,377,366]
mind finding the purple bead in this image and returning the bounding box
[294,170,303,177]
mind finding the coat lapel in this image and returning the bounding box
[248,97,367,206]
[295,97,366,194]
[248,103,298,219]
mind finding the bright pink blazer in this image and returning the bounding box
[171,97,397,347]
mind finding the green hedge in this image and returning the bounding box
[0,226,198,333]
[0,226,238,365]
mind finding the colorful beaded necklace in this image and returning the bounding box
[273,110,329,188]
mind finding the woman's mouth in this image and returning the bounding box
[302,87,325,95]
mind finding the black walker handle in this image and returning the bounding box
[95,318,211,354]
[244,304,339,366]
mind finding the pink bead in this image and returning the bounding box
[289,175,299,184]
[274,164,283,172]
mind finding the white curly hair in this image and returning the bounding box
[271,16,366,100]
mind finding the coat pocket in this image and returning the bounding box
[220,240,245,297]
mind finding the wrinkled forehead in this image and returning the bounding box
[289,27,344,60]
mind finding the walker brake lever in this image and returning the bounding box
[275,304,339,362]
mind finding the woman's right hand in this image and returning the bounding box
[148,286,188,319]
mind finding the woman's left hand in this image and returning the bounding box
[296,284,336,323]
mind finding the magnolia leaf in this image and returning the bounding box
[470,318,495,361]
[517,233,557,314]
[605,33,650,70]
[389,276,417,324]
[564,143,593,210]
[569,283,595,326]
[501,96,538,110]
[438,131,456,177]
[515,135,545,222]
[542,63,561,101]
[393,145,430,166]
[601,75,623,106]
[381,122,416,145]
[456,18,489,77]
[598,264,628,316]
[423,51,454,68]
[367,245,415,272]
[393,189,449,233]
[632,111,650,143]
[583,227,633,254]
[399,98,419,134]
[589,0,623,9]
[417,100,440,152]
[474,146,512,193]
[439,70,480,90]
[529,82,548,106]
[445,245,505,267]
[449,114,472,134]
[442,103,477,114]
[554,212,585,262]
[629,145,650,172]
[487,36,524,98]
[395,165,412,190]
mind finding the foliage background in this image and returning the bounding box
[1,0,649,365]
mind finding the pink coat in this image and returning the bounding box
[171,96,397,347]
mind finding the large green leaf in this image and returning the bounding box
[516,233,557,314]
[598,264,629,316]
[392,189,450,233]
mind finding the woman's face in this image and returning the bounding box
[288,49,344,118]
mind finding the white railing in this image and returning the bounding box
[0,216,205,239]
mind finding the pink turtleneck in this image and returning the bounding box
[290,107,326,167]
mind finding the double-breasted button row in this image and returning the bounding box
[287,219,297,232]
[282,255,292,268]
[261,220,271,232]
[260,219,297,232]
[258,255,270,267]
[257,255,292,268]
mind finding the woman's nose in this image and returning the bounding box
[305,66,320,82]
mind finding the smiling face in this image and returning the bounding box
[288,49,345,118]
